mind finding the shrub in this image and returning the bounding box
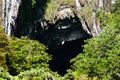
[0,67,62,80]
[7,37,52,75]
[0,67,13,79]
[17,67,62,80]
[66,21,120,80]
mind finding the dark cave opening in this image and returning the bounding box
[35,17,91,76]
[47,38,87,76]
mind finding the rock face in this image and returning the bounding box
[50,0,115,37]
[2,0,21,36]
[1,0,116,38]
[36,0,116,37]
[0,0,3,25]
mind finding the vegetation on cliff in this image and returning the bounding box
[45,0,74,20]
[0,0,120,80]
[64,1,120,79]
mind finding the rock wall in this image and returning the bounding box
[43,0,116,37]
[0,0,3,25]
[75,0,115,36]
[2,0,21,36]
[1,0,116,37]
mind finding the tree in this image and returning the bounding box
[65,1,120,79]
[7,37,52,75]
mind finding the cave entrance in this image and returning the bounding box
[33,13,91,76]
[47,38,88,76]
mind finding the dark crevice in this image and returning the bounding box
[12,0,50,38]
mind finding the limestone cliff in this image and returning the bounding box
[1,0,21,36]
[0,0,3,25]
[45,0,115,36]
[1,0,116,37]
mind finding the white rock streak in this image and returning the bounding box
[111,0,115,4]
[98,0,103,10]
[3,0,21,36]
[75,0,81,11]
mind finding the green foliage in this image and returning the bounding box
[65,2,120,80]
[0,26,61,79]
[0,26,11,70]
[71,34,119,79]
[17,67,62,80]
[45,0,74,20]
[0,26,8,48]
[114,0,120,12]
[62,0,74,5]
[45,0,59,20]
[7,37,52,75]
[0,67,14,79]
[0,67,62,80]
[64,71,100,80]
[0,28,61,79]
[97,11,115,27]
[67,22,120,80]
